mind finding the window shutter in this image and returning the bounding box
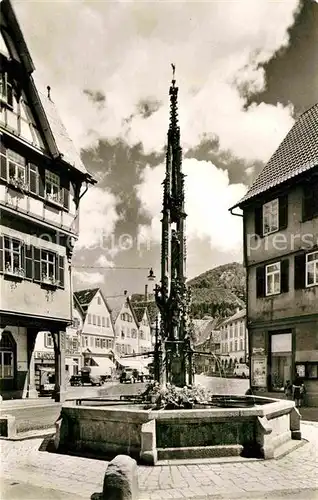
[33,247,41,281]
[280,259,289,293]
[294,253,306,290]
[278,194,288,230]
[38,168,45,198]
[29,164,38,195]
[58,255,65,288]
[0,154,7,180]
[61,177,69,210]
[25,245,33,279]
[256,265,265,298]
[254,206,263,237]
[0,235,3,272]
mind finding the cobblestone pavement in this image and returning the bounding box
[1,422,318,500]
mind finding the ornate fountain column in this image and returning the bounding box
[154,66,193,387]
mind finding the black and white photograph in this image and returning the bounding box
[0,0,317,499]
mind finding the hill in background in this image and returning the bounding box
[188,262,246,319]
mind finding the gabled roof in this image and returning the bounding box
[0,0,94,182]
[219,308,246,327]
[133,306,145,324]
[74,288,99,313]
[107,295,139,327]
[232,104,318,209]
[129,300,159,324]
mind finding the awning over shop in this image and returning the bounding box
[90,357,115,375]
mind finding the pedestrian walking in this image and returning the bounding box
[292,375,305,408]
[284,380,292,399]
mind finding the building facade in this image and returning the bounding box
[219,309,248,370]
[0,0,94,401]
[74,288,115,375]
[193,318,221,375]
[231,104,318,405]
[133,306,153,355]
[108,293,140,357]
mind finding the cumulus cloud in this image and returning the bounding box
[75,186,119,250]
[137,159,247,253]
[95,254,114,268]
[15,0,299,162]
[73,270,104,286]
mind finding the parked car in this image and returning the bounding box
[233,363,249,378]
[120,368,136,384]
[80,367,102,386]
[69,375,82,386]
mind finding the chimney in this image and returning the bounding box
[144,284,148,302]
[47,85,51,100]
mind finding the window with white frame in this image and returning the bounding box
[263,199,279,235]
[95,338,100,348]
[92,315,96,325]
[7,149,26,184]
[101,339,106,349]
[240,339,244,351]
[102,317,105,327]
[234,340,238,351]
[106,317,110,328]
[45,170,62,204]
[0,332,14,380]
[4,237,23,275]
[87,314,92,324]
[306,251,318,287]
[41,250,56,282]
[97,316,101,327]
[97,296,101,305]
[265,262,281,296]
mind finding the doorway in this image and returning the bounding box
[269,331,292,391]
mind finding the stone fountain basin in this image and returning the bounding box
[56,396,301,464]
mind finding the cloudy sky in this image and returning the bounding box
[14,0,318,297]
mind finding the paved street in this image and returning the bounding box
[1,422,317,500]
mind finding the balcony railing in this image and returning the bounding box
[8,176,29,192]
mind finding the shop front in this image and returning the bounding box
[249,320,318,406]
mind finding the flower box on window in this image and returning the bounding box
[4,263,25,280]
[41,274,60,288]
[8,176,28,192]
[45,192,63,207]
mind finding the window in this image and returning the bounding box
[106,318,110,328]
[140,330,145,340]
[45,333,54,348]
[90,336,94,346]
[234,340,238,351]
[306,251,318,287]
[131,329,137,339]
[240,323,244,335]
[230,341,233,352]
[0,72,13,107]
[41,250,56,282]
[95,338,100,348]
[72,338,78,351]
[126,328,131,338]
[240,339,244,351]
[87,314,92,325]
[7,149,26,186]
[263,199,279,235]
[121,330,125,339]
[101,339,106,349]
[97,296,101,305]
[45,170,62,205]
[92,315,96,325]
[4,237,23,276]
[0,333,14,379]
[97,316,101,327]
[265,262,281,296]
[102,317,105,327]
